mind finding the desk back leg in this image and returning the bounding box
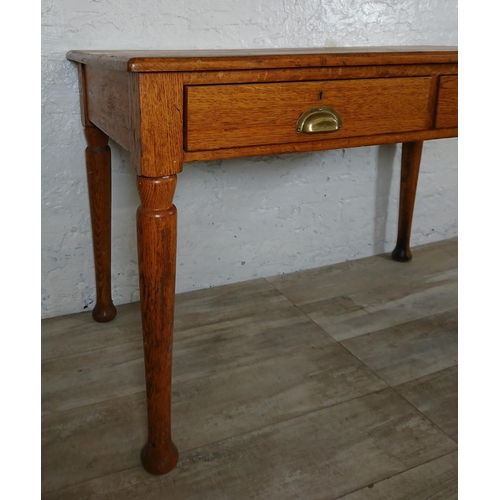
[84,125,117,322]
[392,140,423,262]
[136,174,179,475]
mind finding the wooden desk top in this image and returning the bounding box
[67,46,458,72]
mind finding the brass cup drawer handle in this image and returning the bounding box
[296,106,342,134]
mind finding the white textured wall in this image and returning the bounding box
[41,0,458,318]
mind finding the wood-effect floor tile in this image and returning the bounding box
[42,389,457,500]
[41,279,294,415]
[41,302,142,360]
[42,392,147,494]
[173,277,294,332]
[395,365,458,442]
[336,451,457,500]
[299,272,457,341]
[171,338,386,452]
[41,278,291,362]
[42,340,145,415]
[341,309,458,386]
[267,239,457,306]
[42,306,386,492]
[41,238,458,499]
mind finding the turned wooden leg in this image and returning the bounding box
[392,141,424,262]
[136,175,179,475]
[84,125,117,322]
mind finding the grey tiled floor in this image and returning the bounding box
[42,238,458,499]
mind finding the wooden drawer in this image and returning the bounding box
[436,76,458,129]
[185,77,433,151]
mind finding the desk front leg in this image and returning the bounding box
[136,174,179,475]
[392,141,424,262]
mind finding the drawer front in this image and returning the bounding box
[185,77,433,151]
[436,76,458,129]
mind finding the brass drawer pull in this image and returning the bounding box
[296,106,342,134]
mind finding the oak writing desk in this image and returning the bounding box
[66,47,458,475]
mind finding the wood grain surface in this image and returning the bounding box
[85,66,131,150]
[129,73,184,176]
[66,46,458,72]
[136,175,179,474]
[83,125,117,323]
[436,75,458,129]
[182,63,458,85]
[185,78,433,151]
[183,128,457,162]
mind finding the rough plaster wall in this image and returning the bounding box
[41,0,458,318]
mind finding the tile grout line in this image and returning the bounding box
[388,364,459,445]
[263,274,459,450]
[264,275,394,393]
[265,275,458,447]
[340,350,459,446]
[264,275,343,346]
